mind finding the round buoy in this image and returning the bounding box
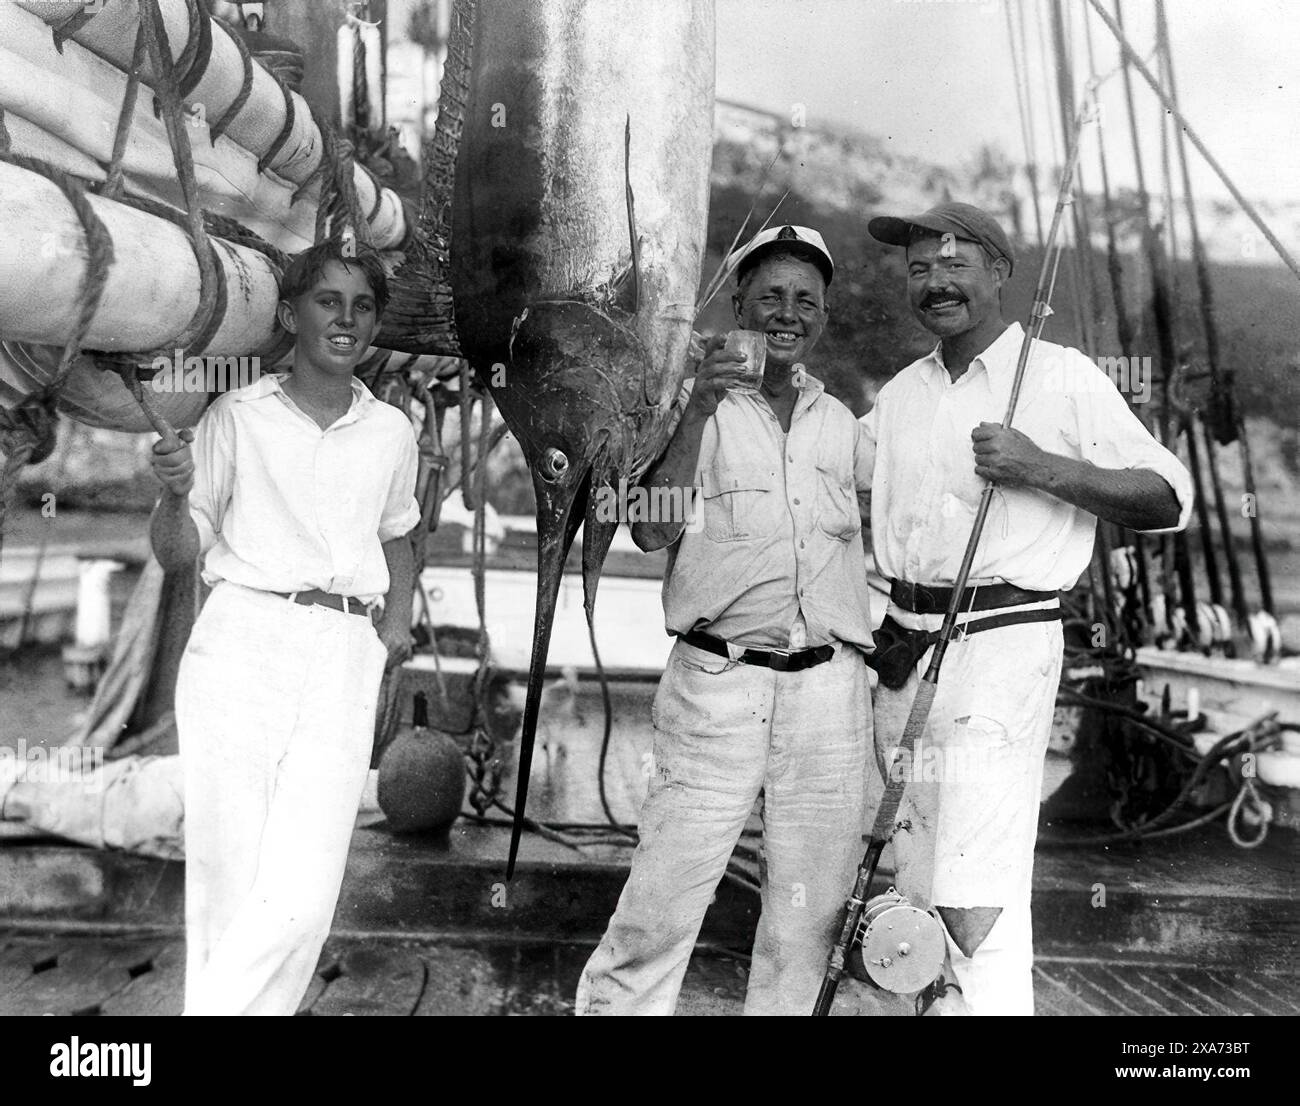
[378,693,467,834]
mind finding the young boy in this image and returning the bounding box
[149,239,419,1015]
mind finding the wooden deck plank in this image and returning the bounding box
[1033,827,1295,901]
[0,940,52,996]
[1091,964,1180,1015]
[99,942,184,1017]
[1134,968,1217,1016]
[1033,965,1104,1015]
[676,955,748,1016]
[1057,964,1149,1015]
[1032,968,1081,1017]
[1150,967,1256,1016]
[414,945,508,1016]
[1205,970,1280,1016]
[295,971,329,1015]
[1255,973,1300,1015]
[1165,967,1251,1016]
[309,945,427,1017]
[497,943,581,1016]
[0,938,162,1015]
[0,929,1293,1016]
[1217,969,1300,1016]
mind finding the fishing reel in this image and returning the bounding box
[845,888,947,994]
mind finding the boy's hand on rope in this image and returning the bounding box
[150,428,196,497]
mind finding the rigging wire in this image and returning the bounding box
[1156,0,1258,634]
[1005,0,1045,249]
[1153,9,1226,625]
[1085,0,1300,283]
[1080,0,1155,639]
[1013,0,1047,250]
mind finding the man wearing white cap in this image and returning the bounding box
[862,202,1193,1015]
[576,226,875,1015]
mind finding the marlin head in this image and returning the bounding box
[494,299,651,875]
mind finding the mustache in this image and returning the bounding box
[920,291,968,309]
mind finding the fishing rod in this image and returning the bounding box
[812,90,1098,1017]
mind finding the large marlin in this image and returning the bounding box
[385,0,715,874]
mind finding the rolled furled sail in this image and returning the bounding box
[0,6,399,252]
[0,159,282,356]
[0,343,212,432]
[14,0,407,251]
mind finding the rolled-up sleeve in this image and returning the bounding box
[188,401,234,555]
[378,422,420,542]
[1070,358,1194,534]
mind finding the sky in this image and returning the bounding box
[715,0,1299,207]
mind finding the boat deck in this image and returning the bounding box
[1,812,1295,1016]
[0,933,1294,1016]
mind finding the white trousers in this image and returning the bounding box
[576,639,871,1016]
[870,603,1063,1016]
[174,582,387,1016]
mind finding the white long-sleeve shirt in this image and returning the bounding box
[188,373,420,604]
[860,322,1193,592]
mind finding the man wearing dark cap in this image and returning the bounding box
[576,226,875,1016]
[859,202,1192,1014]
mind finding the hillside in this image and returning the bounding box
[16,101,1299,528]
[705,101,1300,432]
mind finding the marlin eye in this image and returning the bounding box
[539,447,570,482]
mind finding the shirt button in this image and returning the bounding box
[800,539,806,549]
[793,497,800,505]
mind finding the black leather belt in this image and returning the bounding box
[868,606,1062,690]
[889,579,1057,614]
[271,588,372,618]
[678,630,836,672]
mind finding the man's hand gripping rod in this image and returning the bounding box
[811,91,1098,1016]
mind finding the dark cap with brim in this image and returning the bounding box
[868,202,1014,275]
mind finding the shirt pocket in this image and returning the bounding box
[815,460,860,541]
[700,466,777,543]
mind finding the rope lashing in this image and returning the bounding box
[110,190,290,272]
[50,2,106,55]
[1227,774,1272,849]
[351,19,371,131]
[98,191,294,367]
[293,120,366,250]
[137,0,221,358]
[175,0,212,100]
[103,22,150,202]
[0,396,59,589]
[458,359,477,511]
[356,161,386,224]
[208,17,257,143]
[255,71,297,175]
[0,149,115,393]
